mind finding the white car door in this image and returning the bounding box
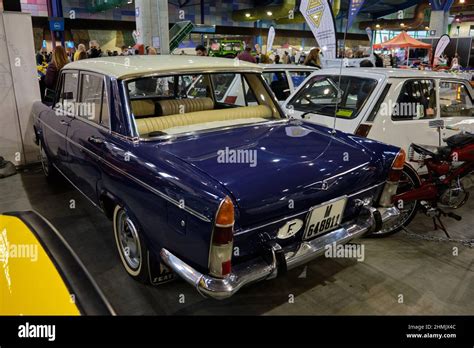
[369,78,441,159]
[437,79,474,141]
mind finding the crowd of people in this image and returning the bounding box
[37,38,466,101]
[194,44,322,68]
[37,40,162,99]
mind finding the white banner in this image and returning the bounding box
[266,26,275,53]
[300,0,337,59]
[434,34,450,60]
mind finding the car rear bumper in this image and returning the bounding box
[160,205,399,300]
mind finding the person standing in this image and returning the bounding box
[451,53,461,70]
[290,52,296,64]
[282,51,290,64]
[237,47,256,63]
[195,44,207,56]
[73,44,86,61]
[44,46,69,89]
[274,54,281,64]
[88,40,104,58]
[303,47,321,68]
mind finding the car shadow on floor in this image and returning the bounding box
[14,165,368,315]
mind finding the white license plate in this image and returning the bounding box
[303,197,347,241]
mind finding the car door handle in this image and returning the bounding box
[88,136,104,145]
[59,119,70,125]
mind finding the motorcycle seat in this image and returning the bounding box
[411,143,452,160]
[445,132,474,148]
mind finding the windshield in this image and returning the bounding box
[287,75,378,119]
[126,72,281,138]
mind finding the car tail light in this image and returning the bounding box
[355,124,372,137]
[388,149,406,182]
[379,149,406,207]
[209,196,234,278]
[224,96,237,104]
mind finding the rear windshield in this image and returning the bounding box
[287,75,378,119]
[126,72,280,138]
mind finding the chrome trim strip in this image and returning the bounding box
[120,68,264,81]
[303,161,370,190]
[234,181,385,236]
[161,205,400,300]
[38,118,211,223]
[52,163,103,211]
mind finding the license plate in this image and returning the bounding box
[303,197,347,241]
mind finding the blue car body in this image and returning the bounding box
[32,56,401,299]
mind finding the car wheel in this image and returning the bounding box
[113,205,149,283]
[39,140,57,180]
[369,164,421,237]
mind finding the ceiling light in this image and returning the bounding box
[267,11,273,16]
[460,0,465,3]
[376,24,380,28]
[400,23,405,27]
[245,13,251,17]
[425,26,430,30]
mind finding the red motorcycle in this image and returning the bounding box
[374,132,474,237]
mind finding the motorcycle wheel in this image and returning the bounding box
[369,164,422,238]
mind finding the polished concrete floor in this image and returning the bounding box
[1,166,473,315]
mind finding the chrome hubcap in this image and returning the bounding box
[117,210,141,270]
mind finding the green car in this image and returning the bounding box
[209,39,244,58]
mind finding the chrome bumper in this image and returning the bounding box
[160,206,399,300]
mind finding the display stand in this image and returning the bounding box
[0,11,41,166]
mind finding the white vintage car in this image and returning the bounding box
[283,68,474,235]
[283,68,474,169]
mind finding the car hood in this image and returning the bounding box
[157,120,385,227]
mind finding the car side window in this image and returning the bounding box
[392,79,437,121]
[289,71,311,88]
[79,73,109,127]
[56,72,78,115]
[263,71,290,101]
[439,81,473,117]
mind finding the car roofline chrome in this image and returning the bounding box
[119,68,264,82]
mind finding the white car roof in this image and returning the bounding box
[310,67,470,81]
[260,64,318,71]
[64,55,262,79]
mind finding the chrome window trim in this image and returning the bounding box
[119,68,263,82]
[54,70,80,118]
[75,71,111,133]
[124,72,285,142]
[38,117,210,223]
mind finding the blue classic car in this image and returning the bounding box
[32,56,402,299]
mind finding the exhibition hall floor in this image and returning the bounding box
[1,166,473,315]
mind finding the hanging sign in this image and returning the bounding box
[300,0,337,59]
